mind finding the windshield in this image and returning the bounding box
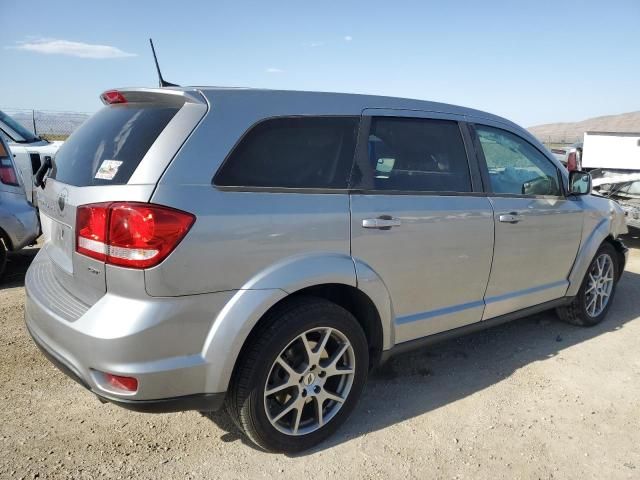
[0,110,40,143]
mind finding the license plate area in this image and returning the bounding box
[41,212,74,274]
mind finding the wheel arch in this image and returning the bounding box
[567,216,626,297]
[603,235,627,280]
[201,254,393,393]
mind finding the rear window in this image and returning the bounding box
[50,104,179,186]
[214,116,359,189]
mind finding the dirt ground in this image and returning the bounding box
[1,235,639,480]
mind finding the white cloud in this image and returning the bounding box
[8,38,136,59]
[344,35,353,41]
[266,67,283,73]
[308,42,324,48]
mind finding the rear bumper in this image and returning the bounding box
[28,322,225,412]
[24,249,234,411]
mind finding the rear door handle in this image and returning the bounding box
[362,216,401,230]
[498,212,521,224]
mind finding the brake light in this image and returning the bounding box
[567,151,577,172]
[76,202,195,269]
[0,158,19,186]
[100,90,128,105]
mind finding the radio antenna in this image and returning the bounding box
[149,38,179,87]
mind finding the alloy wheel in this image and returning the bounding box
[585,253,614,317]
[263,327,355,436]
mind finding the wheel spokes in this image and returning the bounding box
[264,327,356,436]
[585,253,615,318]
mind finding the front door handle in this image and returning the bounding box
[498,212,521,224]
[362,215,401,230]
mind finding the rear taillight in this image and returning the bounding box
[76,202,195,269]
[0,158,19,186]
[567,151,577,172]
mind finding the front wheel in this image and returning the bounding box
[556,243,620,326]
[226,297,368,453]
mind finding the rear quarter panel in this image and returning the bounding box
[146,186,351,295]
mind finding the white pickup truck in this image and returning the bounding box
[582,131,640,229]
[0,110,63,205]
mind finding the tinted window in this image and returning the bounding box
[215,117,359,189]
[362,117,471,192]
[476,126,562,196]
[50,105,179,186]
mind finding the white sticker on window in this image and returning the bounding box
[95,160,123,180]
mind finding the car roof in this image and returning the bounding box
[186,86,521,129]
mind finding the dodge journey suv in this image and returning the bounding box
[25,87,628,452]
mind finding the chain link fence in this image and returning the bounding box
[537,135,583,149]
[2,108,91,141]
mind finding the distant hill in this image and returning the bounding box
[529,111,640,143]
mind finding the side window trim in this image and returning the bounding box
[469,122,566,199]
[459,122,485,193]
[351,114,481,196]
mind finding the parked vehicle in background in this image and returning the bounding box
[0,110,63,205]
[551,141,583,171]
[581,131,640,171]
[579,131,640,228]
[0,134,40,278]
[25,87,628,452]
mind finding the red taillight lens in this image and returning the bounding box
[567,151,577,172]
[107,203,195,268]
[104,373,138,392]
[100,90,128,105]
[0,159,19,186]
[76,202,195,269]
[76,203,110,261]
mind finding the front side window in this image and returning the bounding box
[361,117,472,193]
[215,117,359,189]
[476,125,562,196]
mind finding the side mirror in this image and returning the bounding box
[568,170,591,195]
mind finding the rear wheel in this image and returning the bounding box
[226,297,368,453]
[556,243,619,326]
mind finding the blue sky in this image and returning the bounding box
[2,0,639,126]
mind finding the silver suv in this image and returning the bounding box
[25,87,628,452]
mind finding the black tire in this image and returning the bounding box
[226,296,369,453]
[0,239,7,281]
[556,242,620,326]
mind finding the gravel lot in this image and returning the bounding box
[2,234,639,479]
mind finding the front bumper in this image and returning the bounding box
[24,249,234,412]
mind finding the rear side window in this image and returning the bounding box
[50,104,179,186]
[214,117,359,189]
[361,117,472,193]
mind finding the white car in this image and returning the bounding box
[0,110,63,204]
